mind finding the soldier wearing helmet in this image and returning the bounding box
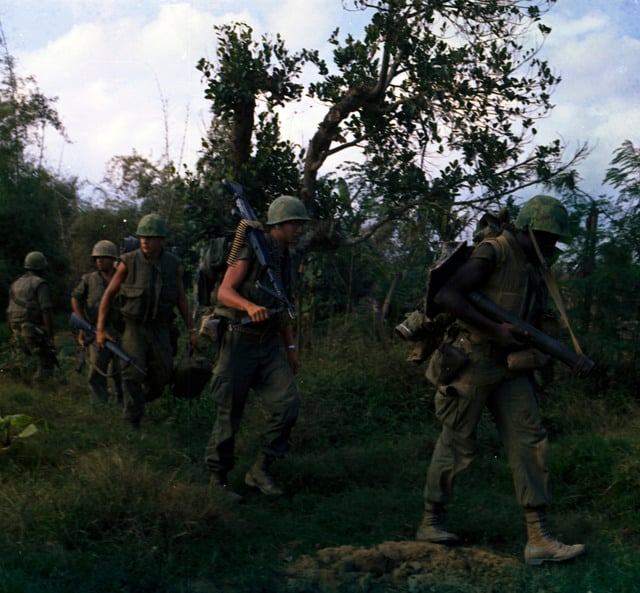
[6,251,56,383]
[95,214,197,429]
[415,195,586,566]
[204,194,310,502]
[71,240,123,404]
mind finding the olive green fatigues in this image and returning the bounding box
[424,230,551,509]
[118,248,180,425]
[6,272,56,381]
[72,271,123,404]
[204,235,300,475]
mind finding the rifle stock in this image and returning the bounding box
[69,313,146,376]
[468,291,596,378]
[222,179,296,320]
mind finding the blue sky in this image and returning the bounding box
[0,0,638,202]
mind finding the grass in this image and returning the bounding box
[1,317,639,592]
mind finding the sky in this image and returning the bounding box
[0,0,639,202]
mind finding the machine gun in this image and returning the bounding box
[222,179,296,321]
[69,313,146,376]
[468,292,596,378]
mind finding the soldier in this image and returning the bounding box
[204,195,310,502]
[95,214,198,428]
[6,251,56,383]
[71,240,123,404]
[416,195,586,566]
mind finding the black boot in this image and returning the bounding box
[210,472,245,503]
[244,452,284,496]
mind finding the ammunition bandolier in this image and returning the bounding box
[213,233,293,335]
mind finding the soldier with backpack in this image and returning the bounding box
[6,251,56,384]
[415,195,587,566]
[204,194,310,502]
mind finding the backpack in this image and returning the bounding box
[396,209,509,364]
[196,234,234,308]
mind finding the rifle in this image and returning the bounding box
[33,326,59,367]
[468,292,596,378]
[68,313,146,376]
[222,179,296,321]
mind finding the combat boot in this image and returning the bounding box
[210,472,245,504]
[415,502,460,544]
[244,452,284,496]
[524,508,585,565]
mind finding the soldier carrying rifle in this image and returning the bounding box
[416,195,589,566]
[71,240,123,405]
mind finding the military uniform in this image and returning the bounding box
[117,247,181,425]
[71,270,123,404]
[424,230,550,508]
[204,235,300,475]
[416,195,586,566]
[6,259,56,382]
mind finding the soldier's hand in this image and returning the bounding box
[246,303,269,323]
[96,328,113,348]
[493,322,528,349]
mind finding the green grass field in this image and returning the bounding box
[1,319,639,592]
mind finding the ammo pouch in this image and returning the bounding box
[118,285,147,320]
[199,313,224,342]
[506,348,549,372]
[426,342,469,386]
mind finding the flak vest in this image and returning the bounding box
[458,229,545,343]
[214,233,293,333]
[6,273,48,326]
[118,248,180,323]
[78,271,109,325]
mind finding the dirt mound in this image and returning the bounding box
[283,540,520,592]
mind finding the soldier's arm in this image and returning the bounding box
[96,262,126,347]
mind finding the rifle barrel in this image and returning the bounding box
[468,291,596,377]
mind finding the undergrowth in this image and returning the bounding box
[0,315,639,592]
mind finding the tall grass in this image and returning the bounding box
[1,315,639,592]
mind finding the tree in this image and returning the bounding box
[0,26,77,310]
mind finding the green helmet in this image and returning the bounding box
[266,195,311,226]
[91,240,118,259]
[515,195,570,240]
[136,213,167,237]
[24,251,47,271]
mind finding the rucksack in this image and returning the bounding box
[396,208,509,363]
[195,233,234,308]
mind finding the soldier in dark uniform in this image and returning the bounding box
[6,251,56,383]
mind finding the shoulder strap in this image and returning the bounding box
[529,227,583,355]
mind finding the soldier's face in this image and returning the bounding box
[139,236,164,258]
[94,257,115,272]
[278,220,306,245]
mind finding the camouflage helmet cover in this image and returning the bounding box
[91,239,118,259]
[24,251,48,271]
[515,195,570,240]
[136,213,168,237]
[267,195,311,226]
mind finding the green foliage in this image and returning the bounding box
[0,413,44,448]
[0,315,640,592]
